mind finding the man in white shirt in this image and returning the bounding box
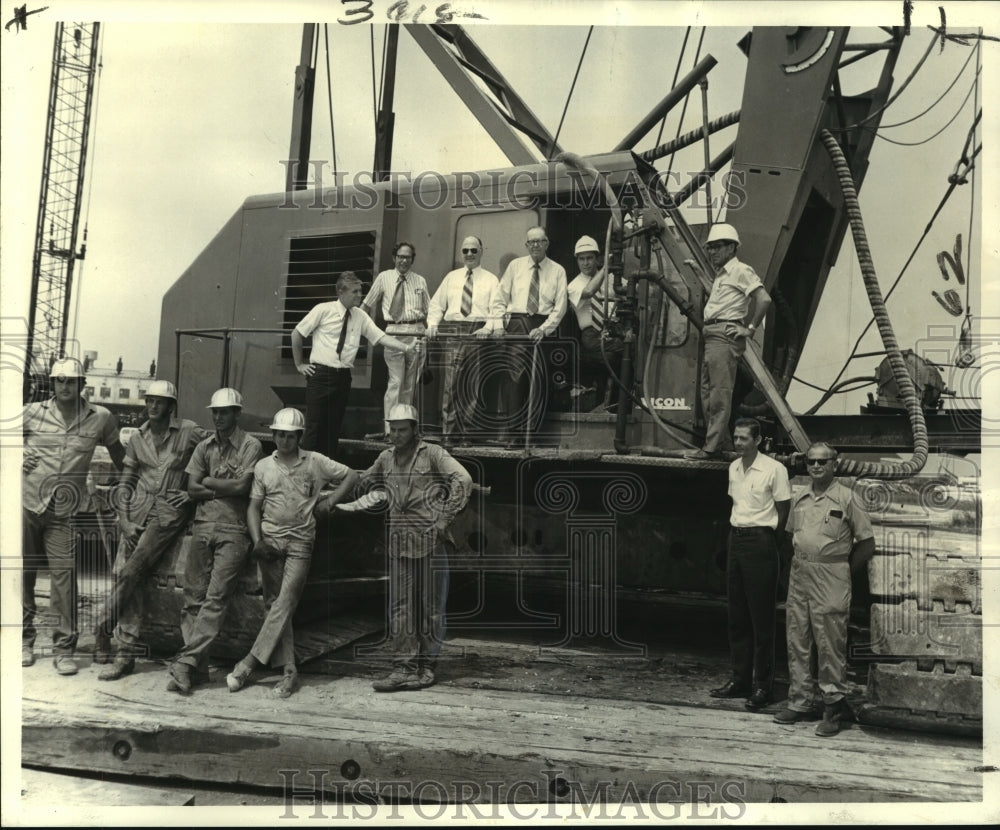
[709,417,791,712]
[292,271,417,458]
[362,241,429,440]
[684,224,771,459]
[426,235,500,445]
[490,226,567,444]
[566,235,624,409]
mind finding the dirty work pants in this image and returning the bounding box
[100,502,192,654]
[383,335,425,429]
[22,507,76,653]
[386,546,450,672]
[174,521,250,675]
[785,554,851,710]
[302,365,351,459]
[726,526,780,691]
[700,323,745,454]
[249,538,313,669]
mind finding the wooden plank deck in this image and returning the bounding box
[20,641,983,807]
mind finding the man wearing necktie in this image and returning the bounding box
[566,235,624,410]
[292,272,417,458]
[490,226,568,446]
[362,242,429,441]
[426,236,501,445]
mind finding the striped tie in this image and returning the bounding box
[460,269,474,317]
[388,275,406,321]
[526,263,540,315]
[591,288,607,331]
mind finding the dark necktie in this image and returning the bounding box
[526,263,540,315]
[389,275,406,321]
[460,269,474,317]
[336,307,350,357]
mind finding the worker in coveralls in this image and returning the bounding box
[96,379,206,680]
[684,223,771,459]
[774,442,875,737]
[225,408,358,698]
[166,387,263,694]
[22,357,126,675]
[363,404,472,691]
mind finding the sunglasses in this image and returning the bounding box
[806,458,833,465]
[462,248,479,254]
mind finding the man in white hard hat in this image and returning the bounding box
[426,235,501,445]
[293,271,420,457]
[22,357,126,674]
[224,408,359,698]
[95,380,208,681]
[490,226,567,445]
[362,242,429,441]
[165,387,263,694]
[566,235,624,409]
[363,404,472,692]
[684,223,771,459]
[774,442,874,737]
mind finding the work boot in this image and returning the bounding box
[372,668,422,692]
[815,700,848,737]
[93,627,113,664]
[773,706,820,724]
[226,659,256,693]
[273,667,299,699]
[166,662,193,694]
[98,656,135,681]
[416,664,436,689]
[53,654,78,676]
[22,646,35,667]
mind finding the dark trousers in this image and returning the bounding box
[386,546,450,672]
[726,526,780,691]
[580,327,624,397]
[500,313,547,438]
[302,365,352,459]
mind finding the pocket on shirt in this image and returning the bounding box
[821,515,847,539]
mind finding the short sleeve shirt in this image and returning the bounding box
[728,452,792,528]
[295,301,385,369]
[185,427,264,526]
[702,257,764,322]
[252,450,353,542]
[124,417,207,524]
[788,480,874,561]
[23,398,120,517]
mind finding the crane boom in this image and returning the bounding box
[24,21,100,397]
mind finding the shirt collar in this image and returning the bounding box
[44,396,96,424]
[719,256,742,276]
[209,426,245,450]
[138,415,181,435]
[271,447,307,465]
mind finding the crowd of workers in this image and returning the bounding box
[21,223,874,735]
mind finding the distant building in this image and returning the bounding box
[82,362,151,427]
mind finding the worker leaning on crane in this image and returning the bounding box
[684,224,771,460]
[21,357,126,675]
[94,380,208,681]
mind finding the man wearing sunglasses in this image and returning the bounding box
[426,236,500,446]
[22,357,126,675]
[362,241,429,442]
[775,443,874,736]
[490,226,567,446]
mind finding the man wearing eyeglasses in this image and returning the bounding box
[774,443,874,737]
[426,235,500,446]
[22,357,126,675]
[362,241,429,441]
[709,417,790,712]
[490,226,567,445]
[684,223,771,460]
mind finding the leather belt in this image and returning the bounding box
[385,322,426,336]
[704,318,742,326]
[730,525,774,535]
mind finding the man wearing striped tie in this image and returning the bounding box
[491,226,567,446]
[566,235,624,410]
[426,236,501,446]
[362,241,430,441]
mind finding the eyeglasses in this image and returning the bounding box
[526,239,548,247]
[806,458,833,466]
[706,242,730,251]
[462,248,479,254]
[395,254,413,260]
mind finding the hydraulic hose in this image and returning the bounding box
[818,129,928,479]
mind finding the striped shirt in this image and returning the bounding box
[364,269,429,323]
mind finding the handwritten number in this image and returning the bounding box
[387,0,408,22]
[339,0,374,25]
[435,4,455,24]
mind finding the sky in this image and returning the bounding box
[1,0,996,425]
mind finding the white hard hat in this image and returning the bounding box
[705,223,740,245]
[387,403,419,424]
[146,379,177,400]
[206,387,243,409]
[49,357,85,378]
[268,407,305,431]
[574,235,600,255]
